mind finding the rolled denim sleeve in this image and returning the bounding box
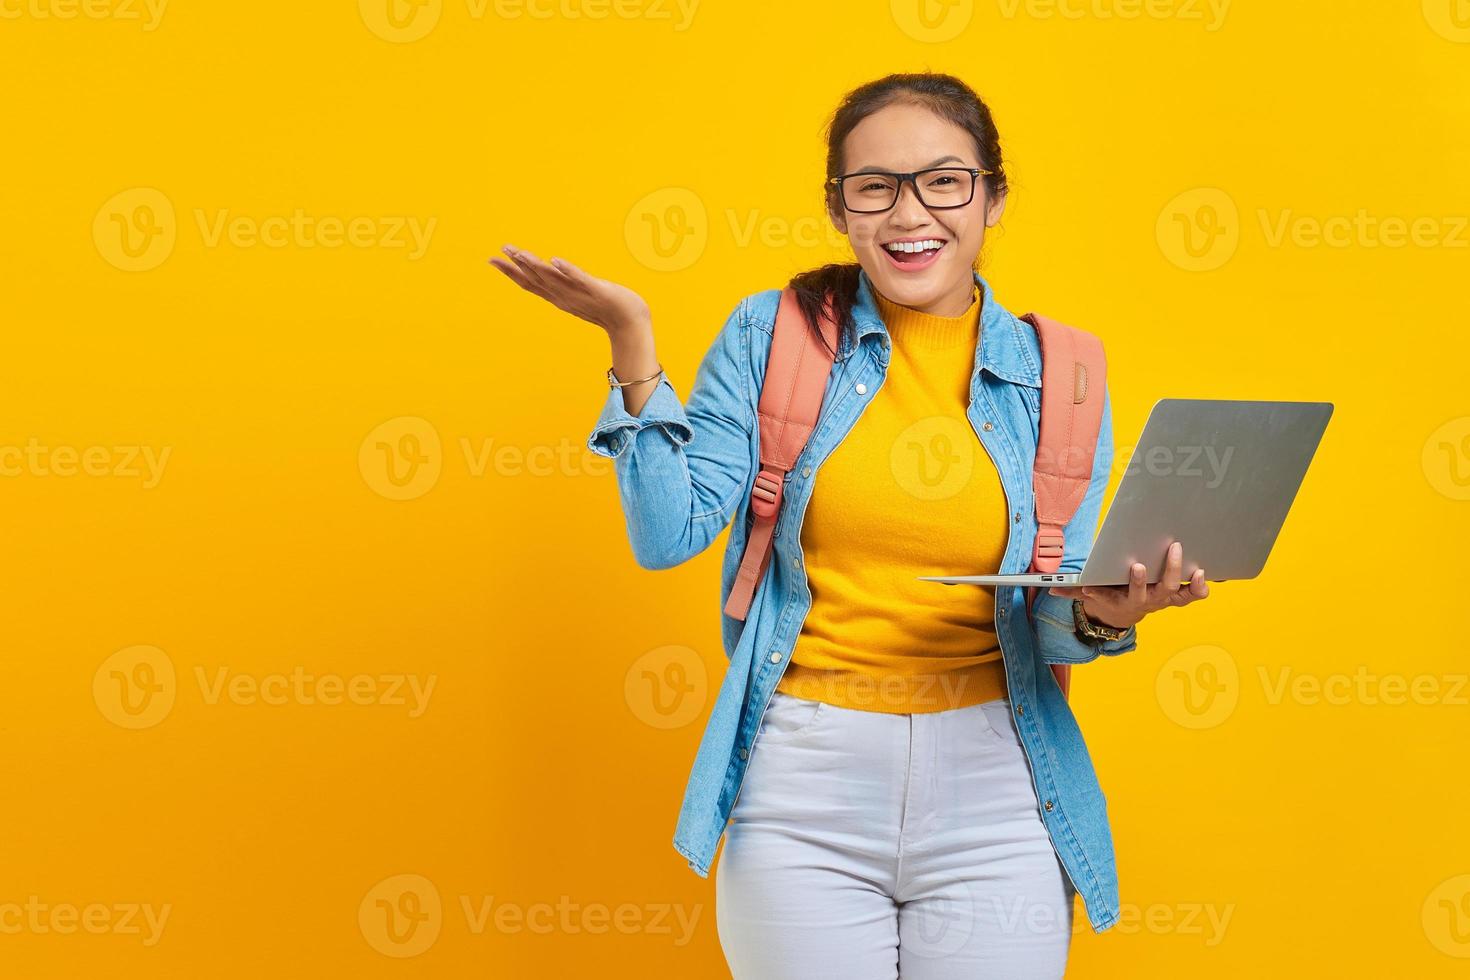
[588,374,693,459]
[1033,381,1140,665]
[585,299,756,571]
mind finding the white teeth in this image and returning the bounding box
[883,239,944,253]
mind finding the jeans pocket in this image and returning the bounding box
[755,690,827,745]
[976,697,1015,745]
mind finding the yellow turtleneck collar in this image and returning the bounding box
[872,286,981,350]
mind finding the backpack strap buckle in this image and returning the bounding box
[750,468,784,519]
[1032,525,1065,569]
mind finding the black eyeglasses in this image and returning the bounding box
[828,167,993,214]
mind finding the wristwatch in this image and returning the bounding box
[1072,599,1133,642]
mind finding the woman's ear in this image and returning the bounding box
[985,190,1007,228]
[829,201,848,237]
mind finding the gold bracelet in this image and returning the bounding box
[606,364,664,389]
[1072,599,1132,642]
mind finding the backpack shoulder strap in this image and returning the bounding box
[1019,312,1108,700]
[723,288,838,622]
[1023,312,1108,573]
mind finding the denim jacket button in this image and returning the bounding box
[1016,704,1024,716]
[1044,800,1054,811]
[739,748,749,760]
[855,382,867,395]
[982,421,994,431]
[769,652,783,663]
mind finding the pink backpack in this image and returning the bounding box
[722,287,1107,701]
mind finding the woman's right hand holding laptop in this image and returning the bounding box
[1048,541,1210,630]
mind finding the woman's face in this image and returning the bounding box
[829,102,1005,317]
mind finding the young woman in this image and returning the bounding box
[492,72,1210,980]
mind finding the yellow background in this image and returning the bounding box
[2,0,1469,975]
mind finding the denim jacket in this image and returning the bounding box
[586,267,1140,933]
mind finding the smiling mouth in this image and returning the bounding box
[881,238,946,269]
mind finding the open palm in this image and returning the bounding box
[489,244,649,336]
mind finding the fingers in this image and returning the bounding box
[1188,568,1209,599]
[1164,569,1210,608]
[1127,562,1146,606]
[549,255,592,284]
[490,247,552,299]
[504,245,562,293]
[498,245,582,304]
[1163,540,1183,592]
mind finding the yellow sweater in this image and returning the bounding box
[775,285,1010,714]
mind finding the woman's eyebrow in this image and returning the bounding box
[849,155,968,173]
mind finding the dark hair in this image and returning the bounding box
[788,73,1009,356]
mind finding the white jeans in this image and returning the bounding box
[716,689,1076,979]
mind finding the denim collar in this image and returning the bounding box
[851,266,1043,389]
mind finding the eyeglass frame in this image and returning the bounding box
[827,166,995,214]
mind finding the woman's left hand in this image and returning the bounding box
[1047,540,1210,630]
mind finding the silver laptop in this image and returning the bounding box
[918,398,1333,588]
